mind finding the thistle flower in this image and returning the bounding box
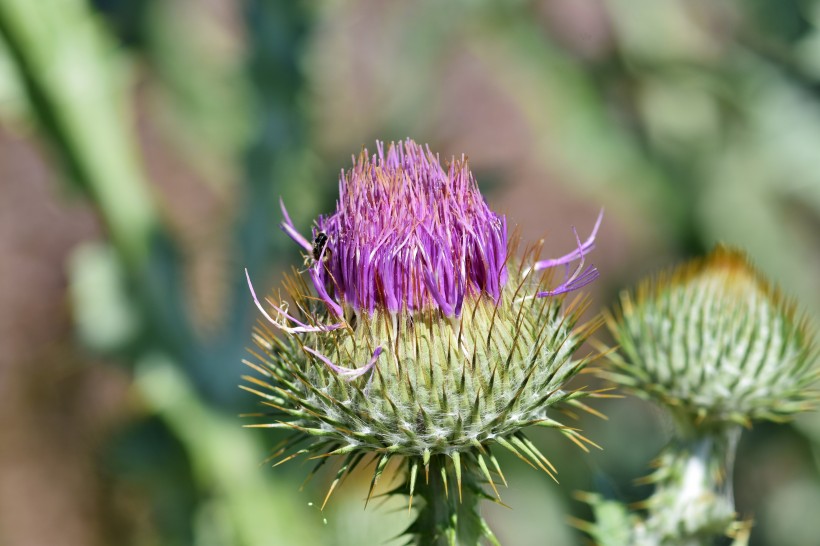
[244,139,602,544]
[606,245,818,428]
[590,246,819,546]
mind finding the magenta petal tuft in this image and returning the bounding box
[309,139,508,316]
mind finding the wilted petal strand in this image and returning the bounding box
[305,346,383,381]
[533,209,603,271]
[534,211,602,298]
[245,269,344,333]
[536,266,600,297]
[279,198,313,252]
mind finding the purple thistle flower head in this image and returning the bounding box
[319,140,506,317]
[244,138,604,543]
[281,138,598,319]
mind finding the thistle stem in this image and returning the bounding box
[407,455,499,546]
[641,424,745,545]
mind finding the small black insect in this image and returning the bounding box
[312,231,329,261]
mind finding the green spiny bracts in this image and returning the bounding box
[244,263,600,544]
[583,245,818,546]
[606,244,819,428]
[247,268,594,458]
[243,140,604,545]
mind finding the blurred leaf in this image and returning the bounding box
[638,73,722,156]
[605,0,720,62]
[747,0,812,43]
[144,0,250,191]
[578,492,635,546]
[698,60,820,321]
[135,354,321,546]
[0,0,157,267]
[467,9,688,241]
[91,0,153,48]
[68,242,140,353]
[106,415,200,546]
[0,35,29,123]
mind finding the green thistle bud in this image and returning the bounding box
[243,140,603,544]
[591,245,819,545]
[606,245,818,428]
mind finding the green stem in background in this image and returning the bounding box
[640,425,746,546]
[582,426,749,546]
[405,455,500,546]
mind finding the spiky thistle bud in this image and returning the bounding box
[243,139,603,545]
[606,245,818,428]
[591,246,819,546]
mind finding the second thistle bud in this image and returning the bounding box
[588,246,819,546]
[607,245,818,428]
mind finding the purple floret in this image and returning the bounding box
[306,139,508,317]
[278,139,600,318]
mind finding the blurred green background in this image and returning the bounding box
[1,0,819,545]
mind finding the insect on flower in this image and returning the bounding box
[243,139,605,544]
[311,231,329,262]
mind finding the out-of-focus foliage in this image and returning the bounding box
[0,0,819,545]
